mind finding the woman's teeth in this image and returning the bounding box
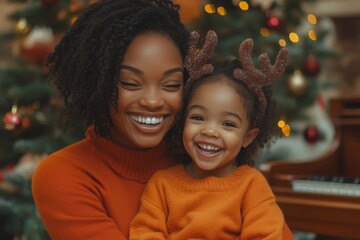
[131,115,164,125]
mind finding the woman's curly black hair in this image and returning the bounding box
[46,0,190,137]
[172,58,280,167]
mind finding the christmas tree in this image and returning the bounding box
[183,0,339,162]
[0,0,92,238]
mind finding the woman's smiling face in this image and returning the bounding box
[109,32,184,149]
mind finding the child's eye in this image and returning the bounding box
[223,121,238,128]
[189,114,204,121]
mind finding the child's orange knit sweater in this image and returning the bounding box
[130,164,284,240]
[32,128,175,240]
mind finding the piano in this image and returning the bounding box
[259,96,360,239]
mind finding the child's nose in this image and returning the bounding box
[200,127,219,138]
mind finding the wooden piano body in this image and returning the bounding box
[259,96,360,239]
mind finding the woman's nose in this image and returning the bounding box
[200,127,219,138]
[139,90,165,110]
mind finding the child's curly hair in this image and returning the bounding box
[172,58,280,167]
[46,0,190,137]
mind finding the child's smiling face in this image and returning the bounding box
[183,77,259,178]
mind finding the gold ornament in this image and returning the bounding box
[15,18,31,34]
[287,70,307,97]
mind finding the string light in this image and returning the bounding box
[279,39,287,47]
[282,124,291,136]
[278,120,286,128]
[307,14,317,25]
[289,32,299,43]
[204,3,216,14]
[308,30,317,41]
[238,1,249,11]
[217,6,227,16]
[278,119,291,137]
[260,27,270,37]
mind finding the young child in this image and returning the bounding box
[129,32,288,239]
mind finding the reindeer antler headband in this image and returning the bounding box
[185,30,218,82]
[234,39,288,111]
[185,32,288,111]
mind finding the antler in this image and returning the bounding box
[185,30,218,82]
[234,38,288,111]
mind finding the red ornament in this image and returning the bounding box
[22,43,54,66]
[303,125,319,144]
[3,112,22,131]
[302,57,321,77]
[265,16,283,32]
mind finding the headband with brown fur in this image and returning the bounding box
[185,30,288,111]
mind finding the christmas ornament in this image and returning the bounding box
[15,18,31,34]
[287,70,307,97]
[22,27,55,65]
[22,43,54,65]
[3,105,22,131]
[265,16,283,32]
[303,125,319,144]
[302,56,321,77]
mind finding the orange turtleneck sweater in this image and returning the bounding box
[130,164,285,240]
[32,128,176,240]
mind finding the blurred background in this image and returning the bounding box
[0,0,359,239]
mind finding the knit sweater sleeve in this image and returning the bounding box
[129,172,168,240]
[239,170,284,240]
[32,154,127,240]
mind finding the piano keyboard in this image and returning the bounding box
[291,176,360,197]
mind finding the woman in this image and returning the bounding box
[32,0,190,239]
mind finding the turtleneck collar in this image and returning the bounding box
[169,164,254,192]
[85,127,174,183]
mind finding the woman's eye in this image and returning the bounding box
[163,82,182,91]
[119,81,140,89]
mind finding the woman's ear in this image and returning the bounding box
[242,128,260,148]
